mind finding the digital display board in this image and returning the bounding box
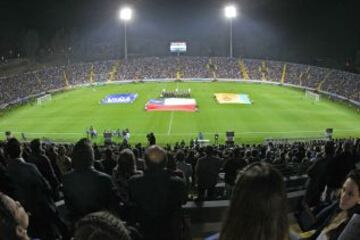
[170,42,187,53]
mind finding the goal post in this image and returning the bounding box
[305,90,320,102]
[37,94,52,105]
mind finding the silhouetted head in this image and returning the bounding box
[4,138,22,159]
[72,138,94,171]
[220,162,288,240]
[144,145,167,171]
[0,192,29,240]
[30,139,42,154]
[74,211,131,240]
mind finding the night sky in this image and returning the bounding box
[0,0,359,65]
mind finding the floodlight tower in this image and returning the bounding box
[224,5,237,58]
[119,7,133,60]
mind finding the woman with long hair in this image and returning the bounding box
[113,148,142,204]
[313,169,360,240]
[220,162,289,240]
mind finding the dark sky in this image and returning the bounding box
[0,0,359,64]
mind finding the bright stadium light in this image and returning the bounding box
[119,7,133,60]
[224,5,237,58]
[224,5,237,19]
[119,7,132,21]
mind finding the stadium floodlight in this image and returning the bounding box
[224,5,237,19]
[119,7,133,60]
[224,5,237,58]
[119,7,132,21]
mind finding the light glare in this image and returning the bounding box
[120,7,132,21]
[224,5,237,19]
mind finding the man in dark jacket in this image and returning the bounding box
[63,138,119,223]
[28,139,60,199]
[129,145,186,240]
[0,162,14,196]
[5,138,69,240]
[195,145,222,200]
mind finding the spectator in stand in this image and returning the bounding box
[63,138,119,224]
[102,148,117,176]
[46,144,63,182]
[167,152,185,179]
[0,144,7,165]
[112,149,142,205]
[223,147,247,198]
[326,141,356,201]
[28,139,60,199]
[309,169,360,240]
[128,145,186,240]
[0,162,13,196]
[0,192,30,240]
[74,211,133,240]
[305,141,334,208]
[176,149,193,187]
[5,138,69,240]
[219,162,288,240]
[132,148,145,171]
[57,145,72,175]
[186,149,197,187]
[196,145,222,200]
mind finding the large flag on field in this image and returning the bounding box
[145,98,197,112]
[214,93,252,104]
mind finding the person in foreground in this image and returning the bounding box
[0,192,30,240]
[311,169,360,240]
[219,162,289,240]
[73,211,132,240]
[128,145,187,240]
[63,138,119,224]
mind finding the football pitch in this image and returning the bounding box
[1,82,360,144]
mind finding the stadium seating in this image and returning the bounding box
[1,57,359,109]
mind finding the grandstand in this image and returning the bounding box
[1,57,360,145]
[1,57,359,108]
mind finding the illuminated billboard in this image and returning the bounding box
[170,42,187,53]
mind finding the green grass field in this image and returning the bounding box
[1,82,360,144]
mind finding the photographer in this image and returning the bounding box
[146,132,156,146]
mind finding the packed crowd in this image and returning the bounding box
[1,57,360,106]
[0,136,359,240]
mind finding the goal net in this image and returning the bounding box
[37,94,52,105]
[305,90,320,102]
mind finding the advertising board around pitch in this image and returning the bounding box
[101,93,138,104]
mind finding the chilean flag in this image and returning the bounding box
[145,98,197,112]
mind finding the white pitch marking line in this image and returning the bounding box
[167,111,174,135]
[167,81,179,135]
[2,127,360,137]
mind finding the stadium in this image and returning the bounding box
[1,57,360,144]
[0,1,360,240]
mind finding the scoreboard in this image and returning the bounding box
[170,42,187,53]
